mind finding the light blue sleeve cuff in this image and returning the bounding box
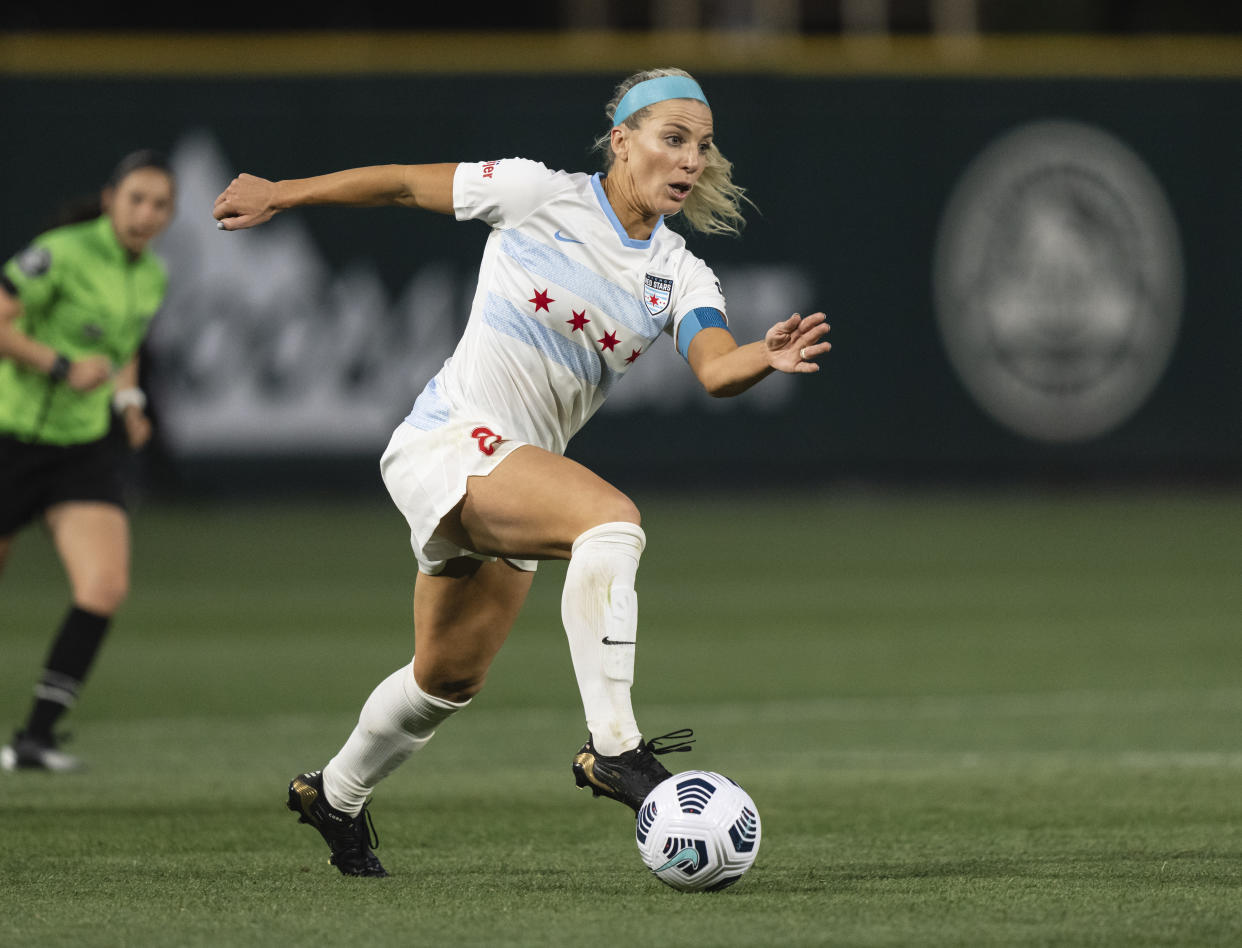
[677,306,730,361]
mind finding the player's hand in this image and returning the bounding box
[122,408,152,449]
[67,354,113,392]
[213,173,280,231]
[764,312,831,373]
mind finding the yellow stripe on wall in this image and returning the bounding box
[3,31,1242,78]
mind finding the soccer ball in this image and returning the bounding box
[635,770,761,892]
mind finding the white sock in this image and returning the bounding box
[561,521,646,757]
[321,662,468,815]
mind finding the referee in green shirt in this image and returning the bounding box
[1,150,174,771]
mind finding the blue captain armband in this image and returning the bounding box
[677,307,729,360]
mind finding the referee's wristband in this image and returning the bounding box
[112,387,147,413]
[48,353,71,382]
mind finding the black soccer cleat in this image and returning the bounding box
[0,730,84,773]
[286,770,388,877]
[572,729,695,812]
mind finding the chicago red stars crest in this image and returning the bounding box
[643,273,673,317]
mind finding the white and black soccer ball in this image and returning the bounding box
[635,770,761,892]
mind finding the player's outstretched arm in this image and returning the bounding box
[213,163,459,231]
[688,312,831,398]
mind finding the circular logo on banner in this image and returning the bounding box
[933,120,1183,443]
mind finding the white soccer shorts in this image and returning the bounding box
[380,420,539,575]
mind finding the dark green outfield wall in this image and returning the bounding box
[2,67,1238,488]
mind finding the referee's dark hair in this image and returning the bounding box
[106,149,173,189]
[48,149,174,229]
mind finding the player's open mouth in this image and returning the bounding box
[668,183,692,201]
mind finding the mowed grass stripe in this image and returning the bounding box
[2,489,1242,946]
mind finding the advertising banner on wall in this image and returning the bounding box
[2,61,1238,487]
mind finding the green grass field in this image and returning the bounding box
[3,488,1242,946]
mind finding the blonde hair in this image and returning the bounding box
[594,67,751,238]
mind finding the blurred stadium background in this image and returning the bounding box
[4,5,1242,945]
[2,1,1240,496]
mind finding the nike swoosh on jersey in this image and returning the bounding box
[601,636,636,645]
[554,229,585,244]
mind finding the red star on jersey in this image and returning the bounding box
[598,331,619,352]
[648,294,661,309]
[567,309,589,332]
[625,348,643,364]
[529,288,554,312]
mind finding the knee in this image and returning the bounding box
[417,670,486,704]
[74,570,129,615]
[413,654,490,703]
[589,493,642,532]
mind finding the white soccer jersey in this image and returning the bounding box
[403,158,728,455]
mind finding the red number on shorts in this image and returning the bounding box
[472,426,502,455]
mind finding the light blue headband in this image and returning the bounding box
[612,76,710,127]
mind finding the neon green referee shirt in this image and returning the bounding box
[0,214,168,444]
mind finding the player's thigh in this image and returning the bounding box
[412,556,535,699]
[44,502,131,610]
[451,445,640,560]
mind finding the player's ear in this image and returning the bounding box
[610,125,630,162]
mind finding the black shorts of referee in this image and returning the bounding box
[0,433,128,537]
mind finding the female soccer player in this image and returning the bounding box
[213,67,831,876]
[1,150,174,772]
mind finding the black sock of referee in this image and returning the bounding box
[21,605,112,742]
